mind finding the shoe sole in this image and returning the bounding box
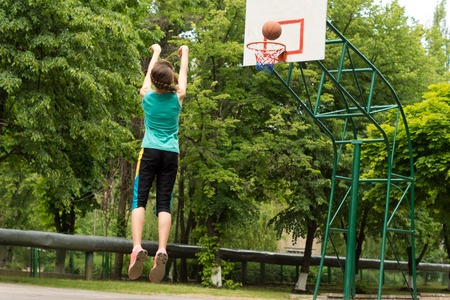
[149,252,168,283]
[128,250,148,280]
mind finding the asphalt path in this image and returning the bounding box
[0,283,233,300]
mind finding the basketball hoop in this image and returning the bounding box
[246,41,287,73]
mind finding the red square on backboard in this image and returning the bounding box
[263,19,304,56]
[278,19,304,55]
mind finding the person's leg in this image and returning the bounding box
[129,148,159,280]
[154,150,178,250]
[157,211,171,250]
[149,211,171,282]
[131,207,146,247]
[150,150,178,282]
[131,148,159,246]
[129,206,148,280]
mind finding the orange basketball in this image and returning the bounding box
[262,20,282,40]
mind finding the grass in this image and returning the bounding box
[1,276,449,299]
[0,276,293,299]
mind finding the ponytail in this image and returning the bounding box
[151,60,179,92]
[151,75,178,92]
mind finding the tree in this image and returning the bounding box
[408,83,450,289]
[319,0,450,286]
[264,0,447,291]
[267,120,333,291]
[2,0,449,285]
[0,162,43,268]
[426,0,450,79]
[177,0,450,288]
[363,82,450,288]
[0,0,148,272]
[173,0,262,287]
[328,0,445,104]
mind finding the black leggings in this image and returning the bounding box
[131,148,178,215]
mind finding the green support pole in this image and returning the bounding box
[343,140,362,300]
[32,248,38,277]
[269,20,416,300]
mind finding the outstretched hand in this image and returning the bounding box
[178,45,189,57]
[149,44,162,53]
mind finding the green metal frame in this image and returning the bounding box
[269,21,416,299]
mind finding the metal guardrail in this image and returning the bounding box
[0,228,449,279]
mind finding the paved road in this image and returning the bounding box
[0,283,227,300]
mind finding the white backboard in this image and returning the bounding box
[243,0,328,66]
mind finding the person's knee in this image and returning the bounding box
[156,207,171,216]
[131,204,146,211]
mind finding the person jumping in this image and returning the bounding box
[128,44,189,282]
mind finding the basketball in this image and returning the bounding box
[262,20,282,40]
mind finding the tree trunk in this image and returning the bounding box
[177,169,196,283]
[294,220,317,292]
[174,163,186,283]
[355,206,370,274]
[112,157,133,280]
[447,272,450,291]
[53,203,75,273]
[443,224,450,290]
[211,260,222,288]
[406,243,428,290]
[0,89,8,131]
[54,249,66,273]
[206,216,222,287]
[0,245,13,268]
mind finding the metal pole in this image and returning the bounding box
[32,248,38,277]
[343,140,362,299]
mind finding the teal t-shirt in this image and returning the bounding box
[141,90,182,153]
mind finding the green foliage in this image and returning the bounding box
[226,262,301,285]
[0,164,43,230]
[1,0,450,284]
[405,83,450,260]
[321,0,450,270]
[195,234,242,288]
[222,202,279,252]
[363,82,450,262]
[426,0,450,80]
[328,0,449,104]
[0,0,153,232]
[195,235,220,287]
[176,0,261,249]
[408,83,450,202]
[221,260,243,290]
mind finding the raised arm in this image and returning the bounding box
[176,45,189,104]
[139,44,162,98]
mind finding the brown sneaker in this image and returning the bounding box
[149,248,168,283]
[128,245,148,280]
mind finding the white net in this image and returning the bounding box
[246,41,286,72]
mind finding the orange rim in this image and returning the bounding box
[246,41,286,52]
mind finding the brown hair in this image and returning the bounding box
[150,59,179,92]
